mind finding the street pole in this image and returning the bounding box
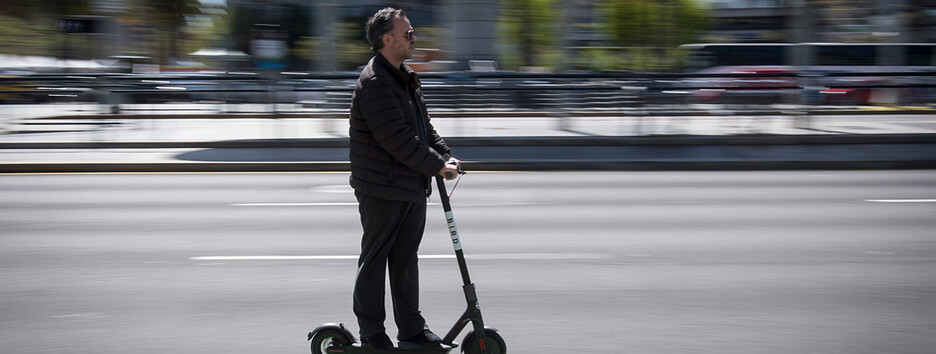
[789,0,814,129]
[877,0,906,67]
[314,0,336,72]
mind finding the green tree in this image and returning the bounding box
[0,15,55,57]
[598,0,707,71]
[0,0,92,58]
[497,0,560,71]
[144,0,201,64]
[335,20,371,70]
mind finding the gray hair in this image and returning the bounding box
[365,7,405,52]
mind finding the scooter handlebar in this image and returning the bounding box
[443,159,465,179]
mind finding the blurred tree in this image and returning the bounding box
[598,0,707,71]
[279,4,312,71]
[335,20,371,71]
[29,0,92,17]
[0,0,91,57]
[145,0,201,65]
[293,36,323,68]
[497,0,560,71]
[229,4,255,54]
[0,15,54,56]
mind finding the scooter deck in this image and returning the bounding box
[327,343,455,353]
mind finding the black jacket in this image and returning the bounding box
[349,53,451,202]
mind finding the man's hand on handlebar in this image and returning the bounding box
[439,157,461,180]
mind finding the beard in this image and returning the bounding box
[404,45,415,60]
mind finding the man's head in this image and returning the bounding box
[365,7,416,66]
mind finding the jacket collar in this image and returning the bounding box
[374,52,419,90]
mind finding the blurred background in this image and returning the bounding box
[1,0,935,113]
[0,0,934,119]
[2,0,935,73]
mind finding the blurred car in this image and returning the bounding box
[0,77,103,104]
[689,67,799,105]
[816,74,904,106]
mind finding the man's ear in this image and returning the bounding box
[382,33,392,49]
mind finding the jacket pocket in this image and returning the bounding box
[384,159,398,185]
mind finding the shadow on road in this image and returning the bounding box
[174,147,347,162]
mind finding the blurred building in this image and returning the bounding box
[698,0,936,43]
[228,0,498,71]
[699,0,790,42]
[48,0,936,72]
[564,0,604,49]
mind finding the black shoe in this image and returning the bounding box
[398,329,443,348]
[361,332,393,350]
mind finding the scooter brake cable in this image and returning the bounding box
[447,171,465,199]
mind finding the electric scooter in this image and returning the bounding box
[308,162,505,354]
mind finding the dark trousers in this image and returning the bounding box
[354,191,428,340]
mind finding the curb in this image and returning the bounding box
[34,107,936,121]
[2,134,935,150]
[4,159,936,174]
[2,134,934,174]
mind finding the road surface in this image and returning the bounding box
[2,171,934,353]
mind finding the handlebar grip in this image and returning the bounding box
[444,158,461,180]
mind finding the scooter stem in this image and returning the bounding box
[436,175,472,286]
[435,175,489,353]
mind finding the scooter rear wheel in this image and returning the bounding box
[461,329,505,354]
[310,328,352,354]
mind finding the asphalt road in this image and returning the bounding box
[2,171,935,354]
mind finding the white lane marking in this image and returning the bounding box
[864,199,936,203]
[232,202,531,207]
[50,313,110,319]
[193,255,357,261]
[310,185,354,194]
[469,253,611,260]
[866,251,895,255]
[449,202,537,207]
[190,253,610,261]
[233,202,359,207]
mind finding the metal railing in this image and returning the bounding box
[2,70,935,114]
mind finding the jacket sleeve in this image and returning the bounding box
[357,79,447,176]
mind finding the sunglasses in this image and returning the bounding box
[405,29,415,41]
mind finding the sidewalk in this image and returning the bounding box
[1,105,935,173]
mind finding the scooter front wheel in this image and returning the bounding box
[310,328,352,354]
[462,329,505,354]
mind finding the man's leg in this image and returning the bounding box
[353,191,408,339]
[389,198,429,340]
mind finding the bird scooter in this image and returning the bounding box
[308,162,505,354]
